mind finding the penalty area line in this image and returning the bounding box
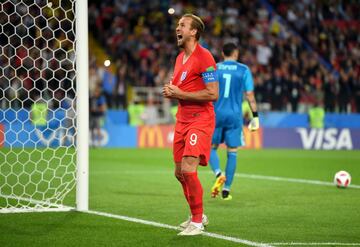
[85,210,273,247]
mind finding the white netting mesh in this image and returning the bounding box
[0,0,77,212]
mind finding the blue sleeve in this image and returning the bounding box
[201,70,218,84]
[243,67,254,92]
[199,51,218,84]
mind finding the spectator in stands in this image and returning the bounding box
[101,64,117,109]
[86,0,359,114]
[338,68,352,113]
[8,74,23,110]
[308,100,325,129]
[323,74,337,112]
[89,66,101,97]
[256,41,272,68]
[30,94,48,131]
[287,73,302,112]
[58,90,76,146]
[138,58,155,87]
[271,68,286,111]
[127,100,145,126]
[141,97,159,126]
[90,86,107,147]
[114,64,127,110]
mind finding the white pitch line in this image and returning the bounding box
[94,170,360,189]
[270,243,360,246]
[234,173,360,189]
[2,193,359,246]
[85,210,274,247]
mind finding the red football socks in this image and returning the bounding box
[182,172,203,223]
[176,174,190,203]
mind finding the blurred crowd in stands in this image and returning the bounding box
[0,0,359,114]
[88,0,360,113]
[0,0,76,110]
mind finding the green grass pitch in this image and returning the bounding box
[1,148,360,246]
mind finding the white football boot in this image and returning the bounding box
[179,214,209,229]
[178,222,204,236]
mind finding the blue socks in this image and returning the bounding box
[209,148,222,176]
[210,149,238,191]
[224,151,237,190]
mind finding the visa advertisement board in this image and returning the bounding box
[135,126,360,150]
[1,121,359,150]
[263,128,360,150]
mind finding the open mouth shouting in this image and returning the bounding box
[177,34,184,46]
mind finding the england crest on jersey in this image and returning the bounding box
[180,71,187,82]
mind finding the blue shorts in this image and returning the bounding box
[212,126,244,148]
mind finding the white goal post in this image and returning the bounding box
[76,0,89,212]
[0,0,88,213]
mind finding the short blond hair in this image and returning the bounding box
[182,14,205,40]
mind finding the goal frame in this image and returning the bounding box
[75,0,89,212]
[0,0,89,213]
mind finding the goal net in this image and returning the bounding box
[0,0,88,213]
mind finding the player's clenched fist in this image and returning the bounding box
[162,84,182,99]
[162,84,172,98]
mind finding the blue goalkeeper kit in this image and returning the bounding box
[212,60,254,147]
[210,60,254,192]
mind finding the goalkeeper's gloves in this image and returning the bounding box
[248,112,259,131]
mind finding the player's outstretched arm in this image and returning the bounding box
[245,91,259,131]
[164,82,218,102]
